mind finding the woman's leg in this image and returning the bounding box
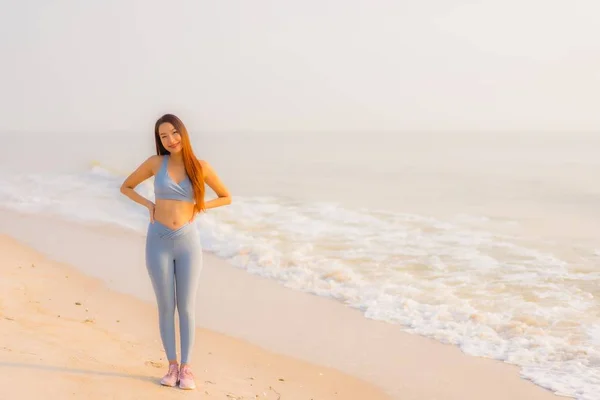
[145,232,177,364]
[173,232,203,366]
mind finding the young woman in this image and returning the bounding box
[120,113,231,390]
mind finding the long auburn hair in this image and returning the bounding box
[154,114,205,213]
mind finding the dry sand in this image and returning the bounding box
[0,234,390,399]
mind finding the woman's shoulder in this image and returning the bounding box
[140,154,164,174]
[145,154,164,164]
[197,158,214,174]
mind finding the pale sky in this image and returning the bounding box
[1,0,599,133]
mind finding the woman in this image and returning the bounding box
[120,113,231,390]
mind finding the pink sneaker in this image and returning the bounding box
[178,365,196,390]
[160,363,179,387]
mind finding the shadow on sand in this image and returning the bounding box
[0,361,161,385]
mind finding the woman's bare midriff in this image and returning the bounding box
[154,199,195,229]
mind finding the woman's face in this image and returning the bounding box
[158,122,182,153]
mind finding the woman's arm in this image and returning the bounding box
[200,159,231,210]
[120,156,158,209]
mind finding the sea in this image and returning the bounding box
[1,129,599,399]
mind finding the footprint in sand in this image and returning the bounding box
[145,361,164,369]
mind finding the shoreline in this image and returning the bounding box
[0,208,561,399]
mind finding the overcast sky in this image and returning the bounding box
[1,0,598,134]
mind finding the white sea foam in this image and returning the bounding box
[0,165,599,399]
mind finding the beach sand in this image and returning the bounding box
[0,233,390,399]
[0,209,561,400]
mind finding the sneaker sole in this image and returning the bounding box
[179,384,196,390]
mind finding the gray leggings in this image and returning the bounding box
[145,221,203,364]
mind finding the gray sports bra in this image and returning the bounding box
[154,155,195,203]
